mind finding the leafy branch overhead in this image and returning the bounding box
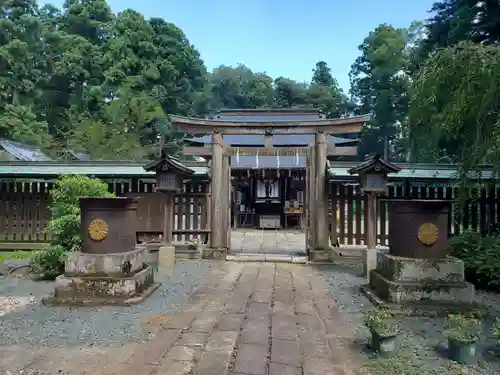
[1,0,500,169]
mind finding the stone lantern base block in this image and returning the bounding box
[43,247,160,306]
[362,253,477,313]
[158,245,175,271]
[64,246,149,277]
[43,266,160,306]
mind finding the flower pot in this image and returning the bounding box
[371,329,398,357]
[448,337,477,364]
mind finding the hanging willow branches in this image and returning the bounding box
[408,42,500,178]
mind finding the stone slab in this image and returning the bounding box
[376,253,465,282]
[43,266,159,306]
[64,246,148,277]
[361,285,487,317]
[369,269,475,304]
[159,245,175,272]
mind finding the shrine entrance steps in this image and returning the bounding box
[227,229,307,263]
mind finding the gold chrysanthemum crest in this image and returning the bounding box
[88,218,108,241]
[417,222,439,245]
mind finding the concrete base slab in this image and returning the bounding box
[361,285,488,317]
[376,253,465,282]
[363,248,378,281]
[203,248,228,260]
[64,246,148,277]
[43,282,161,307]
[226,253,307,264]
[369,269,475,304]
[158,245,175,272]
[47,265,156,301]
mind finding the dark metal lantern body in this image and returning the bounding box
[143,156,194,193]
[155,164,183,192]
[360,171,388,193]
[80,197,138,254]
[388,199,451,259]
[347,155,401,194]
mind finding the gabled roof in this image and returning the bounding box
[0,139,53,161]
[143,155,194,175]
[348,154,401,175]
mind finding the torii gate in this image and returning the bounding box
[171,112,370,259]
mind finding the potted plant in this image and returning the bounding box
[492,318,500,342]
[445,314,481,364]
[363,307,399,357]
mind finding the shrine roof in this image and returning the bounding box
[212,108,325,122]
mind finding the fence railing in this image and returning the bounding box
[0,180,211,248]
[1,179,499,249]
[331,183,500,246]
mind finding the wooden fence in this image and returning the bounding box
[0,179,210,247]
[1,178,499,249]
[331,183,500,246]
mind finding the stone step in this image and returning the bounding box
[226,253,308,264]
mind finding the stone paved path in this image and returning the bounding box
[230,230,306,255]
[11,262,362,375]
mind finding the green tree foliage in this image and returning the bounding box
[349,24,411,160]
[416,0,500,66]
[2,0,450,163]
[407,1,500,162]
[409,42,500,172]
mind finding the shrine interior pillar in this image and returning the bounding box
[210,132,224,249]
[315,132,329,250]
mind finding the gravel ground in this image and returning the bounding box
[317,263,500,375]
[0,260,218,348]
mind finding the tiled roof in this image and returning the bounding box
[0,139,53,161]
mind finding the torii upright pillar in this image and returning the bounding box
[209,131,226,258]
[315,132,329,250]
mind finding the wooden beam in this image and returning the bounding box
[326,145,358,157]
[176,124,363,135]
[182,146,358,157]
[171,114,370,129]
[184,146,351,157]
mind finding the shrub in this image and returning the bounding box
[30,175,114,280]
[449,230,500,290]
[363,307,397,335]
[29,245,66,280]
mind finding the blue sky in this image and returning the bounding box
[39,0,436,92]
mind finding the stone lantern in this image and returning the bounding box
[44,197,160,306]
[348,154,400,279]
[144,155,193,271]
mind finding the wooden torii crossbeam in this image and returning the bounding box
[182,145,358,157]
[170,114,370,135]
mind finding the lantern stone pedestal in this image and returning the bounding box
[348,155,401,280]
[158,245,175,272]
[43,197,160,306]
[144,155,194,270]
[361,200,478,315]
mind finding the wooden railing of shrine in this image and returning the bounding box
[0,179,211,249]
[1,178,499,249]
[330,183,500,246]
